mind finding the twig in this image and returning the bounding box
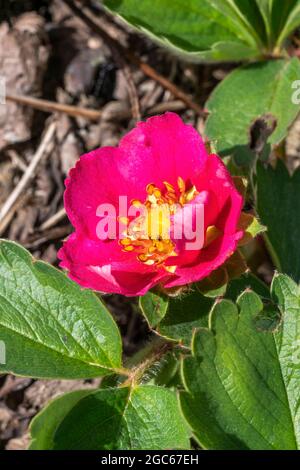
[147,100,186,115]
[7,92,186,123]
[0,192,30,236]
[39,207,66,231]
[6,94,102,121]
[121,65,141,121]
[129,55,205,116]
[23,225,71,249]
[62,0,205,117]
[0,121,57,228]
[7,149,27,172]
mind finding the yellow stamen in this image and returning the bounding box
[185,185,197,202]
[131,199,143,207]
[118,216,129,225]
[204,226,222,248]
[124,245,134,252]
[164,181,175,193]
[177,176,185,193]
[120,238,131,246]
[165,265,177,274]
[146,183,156,195]
[144,259,156,265]
[122,177,200,270]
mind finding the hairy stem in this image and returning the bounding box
[122,336,173,387]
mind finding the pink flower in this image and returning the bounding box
[58,113,243,296]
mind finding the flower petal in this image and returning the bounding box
[119,112,208,190]
[164,232,242,288]
[64,113,208,241]
[58,233,172,296]
[194,154,243,234]
[60,114,243,296]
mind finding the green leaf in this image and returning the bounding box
[237,212,267,246]
[271,274,300,438]
[275,0,300,47]
[196,267,229,298]
[253,1,299,48]
[256,160,300,281]
[205,58,300,157]
[255,0,273,42]
[255,0,294,46]
[158,289,214,346]
[180,281,300,450]
[29,390,92,450]
[141,276,269,346]
[30,385,190,450]
[0,240,122,379]
[226,272,270,300]
[211,0,266,47]
[139,290,169,328]
[253,301,282,332]
[139,274,270,347]
[104,1,300,61]
[152,351,181,387]
[104,0,262,62]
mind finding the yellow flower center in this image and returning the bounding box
[120,177,198,271]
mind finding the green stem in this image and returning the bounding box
[122,336,173,387]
